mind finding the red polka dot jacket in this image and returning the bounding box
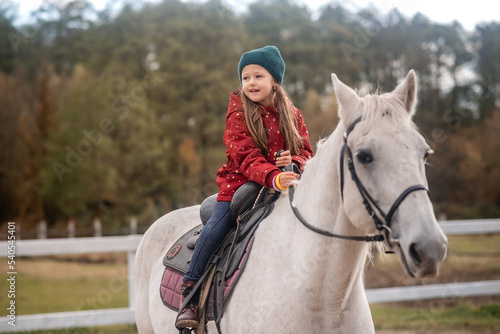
[216,90,314,202]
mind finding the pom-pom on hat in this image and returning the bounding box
[238,45,285,85]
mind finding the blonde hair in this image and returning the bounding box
[240,85,304,156]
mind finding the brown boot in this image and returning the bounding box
[175,280,199,329]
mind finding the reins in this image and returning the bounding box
[288,185,384,242]
[288,117,430,246]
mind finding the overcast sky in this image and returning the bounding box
[14,0,500,31]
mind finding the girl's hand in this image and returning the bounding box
[275,150,292,168]
[278,171,300,189]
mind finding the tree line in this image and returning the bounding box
[1,0,499,233]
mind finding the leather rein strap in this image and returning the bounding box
[288,185,384,242]
[288,117,429,244]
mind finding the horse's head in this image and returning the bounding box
[331,70,447,278]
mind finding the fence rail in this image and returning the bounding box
[0,217,143,240]
[1,219,499,332]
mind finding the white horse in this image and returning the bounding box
[134,70,448,333]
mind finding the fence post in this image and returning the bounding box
[94,218,102,237]
[37,220,47,239]
[128,249,135,309]
[128,216,137,309]
[68,220,75,238]
[130,216,138,235]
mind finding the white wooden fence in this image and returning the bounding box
[1,219,500,332]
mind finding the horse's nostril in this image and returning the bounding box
[409,243,422,265]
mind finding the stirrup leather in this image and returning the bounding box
[175,281,199,329]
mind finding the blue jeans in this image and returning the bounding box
[183,201,232,282]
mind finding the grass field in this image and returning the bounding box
[371,300,500,332]
[1,234,499,333]
[1,253,129,315]
[366,234,500,332]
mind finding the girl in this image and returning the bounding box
[176,45,313,329]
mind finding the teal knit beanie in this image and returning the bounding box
[238,45,285,85]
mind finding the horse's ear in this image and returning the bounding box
[331,73,361,126]
[393,70,418,116]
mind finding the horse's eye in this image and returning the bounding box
[357,151,373,164]
[424,149,434,160]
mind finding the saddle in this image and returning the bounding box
[160,181,280,331]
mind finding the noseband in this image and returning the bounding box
[289,117,430,247]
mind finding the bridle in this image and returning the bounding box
[288,117,430,248]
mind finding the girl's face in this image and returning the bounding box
[241,64,278,106]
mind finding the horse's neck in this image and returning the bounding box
[283,127,370,308]
[231,135,373,331]
[293,127,347,234]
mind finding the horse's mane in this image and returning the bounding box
[361,92,416,127]
[313,90,417,163]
